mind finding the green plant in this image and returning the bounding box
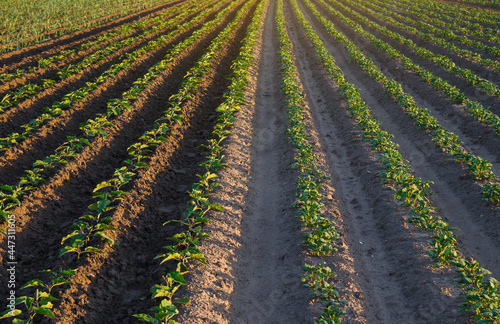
[0,269,75,323]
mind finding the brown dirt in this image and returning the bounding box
[179,1,315,323]
[0,0,499,323]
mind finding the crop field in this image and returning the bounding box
[0,0,499,323]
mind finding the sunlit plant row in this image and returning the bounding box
[352,0,500,71]
[316,0,500,136]
[0,0,218,152]
[134,0,265,321]
[277,1,347,322]
[0,0,251,321]
[0,0,199,113]
[330,0,500,101]
[401,0,500,25]
[369,0,500,42]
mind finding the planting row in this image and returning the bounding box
[0,0,216,151]
[335,0,500,102]
[276,0,346,322]
[306,0,500,205]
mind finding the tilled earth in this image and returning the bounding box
[1,0,499,323]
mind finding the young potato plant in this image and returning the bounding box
[61,0,243,276]
[276,1,345,322]
[370,0,500,44]
[394,0,500,35]
[292,0,500,321]
[302,263,347,323]
[0,0,172,53]
[0,2,247,321]
[134,0,265,321]
[360,0,500,62]
[0,269,75,323]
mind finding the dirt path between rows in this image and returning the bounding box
[178,0,317,323]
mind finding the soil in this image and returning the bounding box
[0,0,499,323]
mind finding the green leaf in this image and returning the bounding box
[94,231,115,244]
[34,307,55,317]
[176,297,190,305]
[59,268,76,277]
[132,314,158,323]
[189,253,207,264]
[83,246,103,254]
[12,319,27,324]
[61,231,84,244]
[170,272,187,285]
[0,209,9,222]
[49,277,72,287]
[21,279,44,289]
[155,253,181,264]
[93,181,112,193]
[59,246,78,256]
[0,185,14,192]
[209,204,224,211]
[0,309,22,319]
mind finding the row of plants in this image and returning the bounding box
[372,0,500,41]
[0,0,196,113]
[312,0,500,135]
[0,0,252,321]
[133,0,266,322]
[0,0,234,233]
[0,0,172,53]
[356,0,500,72]
[277,0,346,322]
[0,1,179,85]
[308,0,500,205]
[0,0,217,151]
[291,1,500,321]
[336,0,500,100]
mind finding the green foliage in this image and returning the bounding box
[0,269,74,323]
